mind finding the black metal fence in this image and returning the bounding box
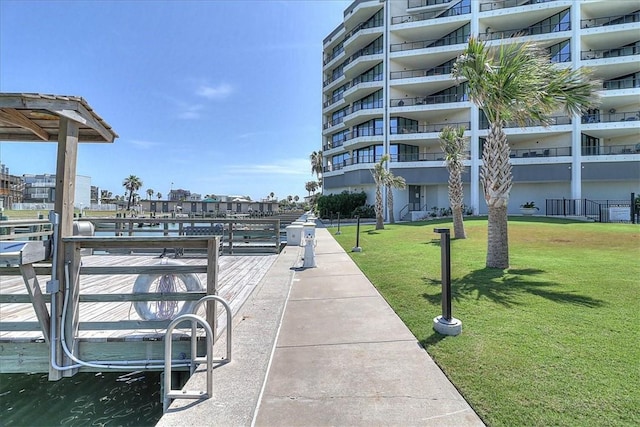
[546,196,638,223]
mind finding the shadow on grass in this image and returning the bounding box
[420,332,446,350]
[423,267,605,308]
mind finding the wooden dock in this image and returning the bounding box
[0,218,281,376]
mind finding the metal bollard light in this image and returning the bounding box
[352,215,362,252]
[432,228,461,336]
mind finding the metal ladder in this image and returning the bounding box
[163,295,233,412]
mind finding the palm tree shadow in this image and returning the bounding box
[423,267,605,308]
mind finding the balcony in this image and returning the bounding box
[479,0,558,13]
[323,72,345,89]
[508,146,571,158]
[390,34,468,52]
[344,17,383,42]
[581,110,640,124]
[391,92,468,107]
[603,77,640,90]
[408,0,455,9]
[343,46,383,78]
[581,44,639,60]
[582,143,640,156]
[390,63,454,80]
[478,21,570,41]
[391,152,467,162]
[480,115,572,129]
[391,121,471,135]
[392,2,470,25]
[323,45,345,67]
[581,11,640,29]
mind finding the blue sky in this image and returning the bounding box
[0,0,350,201]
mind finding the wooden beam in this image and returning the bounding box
[19,264,51,344]
[0,108,50,141]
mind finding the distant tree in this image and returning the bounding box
[100,190,113,204]
[156,192,162,200]
[294,195,300,203]
[269,192,275,200]
[305,181,318,196]
[146,189,154,200]
[123,175,143,210]
[440,126,468,239]
[310,151,323,179]
[287,195,293,204]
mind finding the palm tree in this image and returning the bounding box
[122,175,143,211]
[305,181,318,196]
[269,192,275,201]
[372,156,386,230]
[310,151,323,180]
[452,37,599,268]
[371,155,406,229]
[385,167,406,224]
[146,189,154,200]
[156,192,162,200]
[439,126,468,239]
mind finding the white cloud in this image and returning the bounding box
[177,104,204,120]
[196,83,233,100]
[223,158,310,176]
[129,139,161,149]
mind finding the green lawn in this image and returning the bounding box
[332,217,639,427]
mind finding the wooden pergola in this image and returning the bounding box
[0,93,118,379]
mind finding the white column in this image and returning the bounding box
[570,2,582,200]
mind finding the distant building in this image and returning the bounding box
[168,189,192,201]
[21,173,91,209]
[91,186,100,205]
[0,164,24,209]
[139,194,280,215]
[321,0,639,220]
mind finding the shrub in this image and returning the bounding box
[316,191,367,218]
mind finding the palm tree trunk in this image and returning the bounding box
[452,206,466,239]
[387,186,395,224]
[449,162,465,239]
[486,204,509,268]
[375,186,384,230]
[482,122,512,268]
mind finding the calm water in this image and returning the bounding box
[0,371,163,426]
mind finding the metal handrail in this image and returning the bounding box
[163,314,214,412]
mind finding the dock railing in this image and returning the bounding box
[1,231,224,377]
[78,217,282,254]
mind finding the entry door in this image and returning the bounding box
[409,186,421,211]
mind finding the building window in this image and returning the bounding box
[549,40,571,63]
[390,144,419,162]
[353,89,384,112]
[390,117,418,134]
[581,133,599,156]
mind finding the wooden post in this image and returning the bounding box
[206,237,219,335]
[51,117,79,380]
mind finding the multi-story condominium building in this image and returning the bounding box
[321,0,639,220]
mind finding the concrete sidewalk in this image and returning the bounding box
[158,226,484,426]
